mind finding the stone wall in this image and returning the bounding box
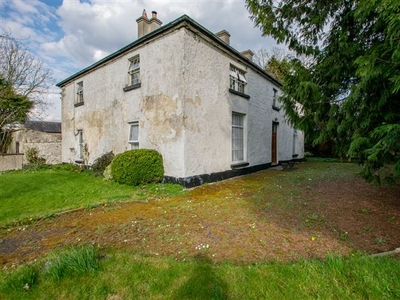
[0,154,23,171]
[8,129,62,164]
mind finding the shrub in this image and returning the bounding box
[25,147,46,166]
[103,164,113,181]
[111,149,164,186]
[91,151,114,177]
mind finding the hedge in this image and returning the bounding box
[110,149,164,186]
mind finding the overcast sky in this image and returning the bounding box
[0,0,279,121]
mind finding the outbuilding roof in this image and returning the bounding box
[24,121,61,133]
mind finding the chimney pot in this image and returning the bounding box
[136,9,162,39]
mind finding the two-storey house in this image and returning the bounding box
[56,10,304,187]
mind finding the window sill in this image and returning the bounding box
[272,105,281,111]
[75,160,84,164]
[229,89,250,99]
[231,162,249,169]
[74,102,84,107]
[123,83,141,92]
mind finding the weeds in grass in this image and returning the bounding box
[302,214,327,227]
[45,246,100,281]
[43,213,56,220]
[85,203,100,210]
[332,227,350,241]
[195,243,210,251]
[1,264,39,292]
[359,208,372,215]
[307,214,326,222]
[375,237,387,245]
[338,231,350,241]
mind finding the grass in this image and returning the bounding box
[0,168,185,227]
[45,246,99,281]
[1,161,400,298]
[1,249,399,299]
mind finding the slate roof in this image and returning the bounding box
[24,121,61,133]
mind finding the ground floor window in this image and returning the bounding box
[77,129,83,159]
[232,112,246,162]
[128,122,139,149]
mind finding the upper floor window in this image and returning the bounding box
[76,82,84,106]
[128,122,139,149]
[272,88,280,110]
[124,55,141,92]
[129,56,140,86]
[229,65,247,94]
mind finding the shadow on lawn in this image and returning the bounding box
[172,254,228,300]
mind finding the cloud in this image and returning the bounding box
[2,0,280,121]
[41,0,279,77]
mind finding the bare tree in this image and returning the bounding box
[253,47,288,69]
[0,33,54,114]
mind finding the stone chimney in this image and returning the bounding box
[136,9,162,39]
[215,30,230,45]
[241,49,254,61]
[149,11,162,32]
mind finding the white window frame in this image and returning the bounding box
[273,88,279,108]
[232,112,247,163]
[229,65,247,94]
[76,82,84,104]
[128,122,139,149]
[77,129,83,159]
[128,56,140,86]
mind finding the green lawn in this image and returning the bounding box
[1,248,399,299]
[1,163,399,299]
[0,168,184,227]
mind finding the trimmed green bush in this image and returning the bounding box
[111,149,164,186]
